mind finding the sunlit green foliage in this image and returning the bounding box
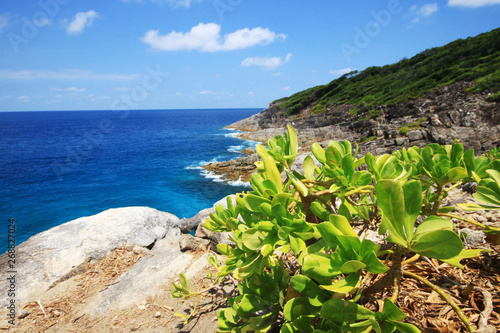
[274,28,500,115]
[173,126,499,332]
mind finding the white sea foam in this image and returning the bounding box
[184,158,220,170]
[228,176,251,188]
[228,145,245,153]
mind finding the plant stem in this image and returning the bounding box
[403,270,475,333]
[431,183,444,215]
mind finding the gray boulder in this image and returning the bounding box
[0,207,180,307]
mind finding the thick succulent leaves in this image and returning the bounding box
[364,153,379,180]
[402,180,422,241]
[312,143,326,164]
[440,248,484,269]
[290,275,332,307]
[326,146,343,168]
[362,250,389,274]
[320,299,374,323]
[262,154,283,193]
[302,252,343,285]
[303,155,317,180]
[310,201,331,221]
[286,170,309,196]
[469,175,500,208]
[241,228,265,251]
[319,271,361,294]
[381,299,406,321]
[441,166,468,185]
[410,229,463,260]
[285,125,299,165]
[244,193,273,212]
[450,141,464,168]
[283,297,321,322]
[298,239,326,266]
[329,214,359,238]
[376,180,409,247]
[233,253,263,279]
[464,149,491,180]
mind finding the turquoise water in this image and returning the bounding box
[0,108,261,253]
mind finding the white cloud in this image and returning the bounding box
[36,17,53,27]
[51,87,86,92]
[141,23,286,52]
[120,0,200,7]
[448,0,500,6]
[63,11,98,36]
[0,14,9,33]
[410,3,438,23]
[283,87,290,91]
[330,67,355,76]
[17,96,30,102]
[241,53,292,70]
[0,69,139,80]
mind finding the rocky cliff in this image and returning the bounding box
[205,81,499,182]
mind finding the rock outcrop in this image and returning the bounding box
[0,207,180,308]
[207,82,500,183]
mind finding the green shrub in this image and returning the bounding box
[399,126,410,135]
[173,127,499,332]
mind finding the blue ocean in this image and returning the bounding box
[0,109,261,254]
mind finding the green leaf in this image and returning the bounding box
[443,166,468,184]
[217,243,233,256]
[329,214,359,238]
[414,216,453,234]
[262,154,283,193]
[311,142,326,164]
[241,229,265,251]
[376,180,406,242]
[474,186,500,207]
[457,203,500,211]
[290,275,332,307]
[290,235,307,255]
[310,201,331,221]
[303,155,316,180]
[391,321,421,333]
[302,252,342,284]
[341,260,366,274]
[382,299,406,321]
[283,297,319,321]
[320,299,374,323]
[402,180,422,241]
[441,248,483,269]
[411,229,463,259]
[286,125,299,162]
[319,271,361,294]
[363,251,389,274]
[287,170,309,196]
[244,193,272,212]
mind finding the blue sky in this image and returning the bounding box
[0,0,499,111]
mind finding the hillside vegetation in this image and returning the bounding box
[275,27,500,116]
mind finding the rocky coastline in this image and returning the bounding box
[2,81,499,332]
[203,81,500,183]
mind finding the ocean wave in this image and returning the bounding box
[184,158,220,170]
[228,145,245,153]
[228,176,251,188]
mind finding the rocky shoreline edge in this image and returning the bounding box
[203,81,500,184]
